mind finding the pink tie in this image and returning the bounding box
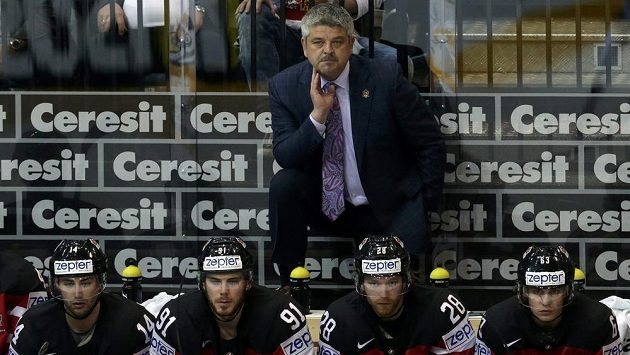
[321,83,345,221]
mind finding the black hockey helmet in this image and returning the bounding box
[49,239,108,298]
[198,236,253,289]
[516,245,575,307]
[354,235,411,295]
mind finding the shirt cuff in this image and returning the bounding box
[310,114,326,137]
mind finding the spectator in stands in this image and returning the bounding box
[236,0,396,91]
[9,239,154,354]
[319,235,476,354]
[0,251,48,354]
[96,0,128,36]
[476,245,623,354]
[150,236,314,355]
[268,4,445,287]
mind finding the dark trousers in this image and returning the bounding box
[269,169,385,285]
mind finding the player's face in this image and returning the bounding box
[302,25,354,81]
[56,275,102,318]
[524,286,566,325]
[204,271,249,321]
[363,275,404,318]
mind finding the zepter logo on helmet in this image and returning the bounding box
[354,235,411,296]
[49,239,108,300]
[516,245,575,309]
[198,236,254,289]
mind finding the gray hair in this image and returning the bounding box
[301,3,355,39]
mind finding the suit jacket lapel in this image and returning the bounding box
[298,63,314,117]
[348,56,373,174]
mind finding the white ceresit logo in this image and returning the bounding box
[361,258,401,275]
[203,255,242,271]
[54,259,93,275]
[525,271,565,286]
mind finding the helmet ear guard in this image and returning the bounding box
[354,235,411,296]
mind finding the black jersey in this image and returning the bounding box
[149,286,314,355]
[0,252,48,354]
[8,292,154,355]
[475,293,622,355]
[318,285,476,355]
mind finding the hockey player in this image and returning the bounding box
[8,239,154,355]
[475,245,623,354]
[149,236,314,355]
[318,235,476,355]
[0,251,48,354]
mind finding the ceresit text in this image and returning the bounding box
[190,103,272,134]
[113,150,248,182]
[510,103,630,135]
[31,198,168,230]
[595,251,630,281]
[430,200,488,232]
[445,151,569,184]
[30,101,167,133]
[439,102,487,135]
[115,248,198,279]
[434,250,519,281]
[511,201,630,232]
[0,149,88,181]
[594,153,630,183]
[190,200,268,231]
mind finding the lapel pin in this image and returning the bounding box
[362,89,370,98]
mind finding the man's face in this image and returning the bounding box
[302,25,354,81]
[362,275,404,318]
[56,275,102,318]
[524,286,567,325]
[203,271,249,321]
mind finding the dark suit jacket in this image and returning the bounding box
[268,55,445,253]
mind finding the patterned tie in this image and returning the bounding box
[321,83,345,221]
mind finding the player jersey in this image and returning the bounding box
[149,286,314,355]
[0,252,48,354]
[475,293,623,355]
[8,292,154,355]
[285,0,310,21]
[318,285,476,355]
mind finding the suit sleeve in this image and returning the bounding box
[390,63,446,212]
[269,72,326,170]
[272,299,314,355]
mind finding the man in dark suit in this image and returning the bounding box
[268,3,445,286]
